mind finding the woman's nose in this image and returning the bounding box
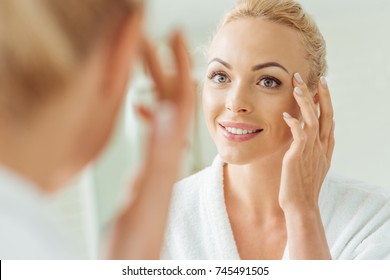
[225,88,253,113]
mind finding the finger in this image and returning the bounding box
[318,77,334,146]
[142,37,166,100]
[170,31,193,106]
[283,112,306,155]
[292,73,319,139]
[326,120,335,163]
[293,73,318,115]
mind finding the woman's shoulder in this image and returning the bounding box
[324,173,390,203]
[167,155,224,221]
[321,172,390,217]
[321,173,390,259]
[170,165,213,207]
[176,165,212,187]
[173,155,223,198]
[162,165,214,259]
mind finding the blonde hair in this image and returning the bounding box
[0,0,143,116]
[221,0,327,91]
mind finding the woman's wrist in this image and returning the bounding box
[282,202,331,259]
[280,196,320,216]
[283,204,320,225]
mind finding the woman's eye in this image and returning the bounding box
[258,77,280,88]
[210,73,230,84]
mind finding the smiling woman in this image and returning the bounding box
[161,0,390,260]
[204,17,308,165]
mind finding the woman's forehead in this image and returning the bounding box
[208,18,307,70]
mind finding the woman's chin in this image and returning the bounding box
[217,144,289,166]
[218,149,258,165]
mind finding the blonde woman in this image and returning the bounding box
[162,0,390,259]
[0,0,194,259]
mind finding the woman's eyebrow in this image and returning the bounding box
[208,58,290,75]
[207,58,232,69]
[252,62,290,74]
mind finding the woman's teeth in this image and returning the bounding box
[225,127,260,135]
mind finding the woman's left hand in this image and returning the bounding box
[279,73,334,259]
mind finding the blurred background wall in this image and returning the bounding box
[47,0,390,258]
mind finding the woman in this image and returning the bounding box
[0,0,194,259]
[162,0,390,259]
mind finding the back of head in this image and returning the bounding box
[221,0,327,91]
[0,0,142,118]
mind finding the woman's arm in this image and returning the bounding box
[103,31,195,259]
[280,74,334,259]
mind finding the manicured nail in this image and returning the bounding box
[320,76,328,89]
[156,101,175,139]
[283,112,292,119]
[294,73,304,84]
[294,87,303,96]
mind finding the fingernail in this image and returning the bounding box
[320,76,328,89]
[294,73,304,84]
[156,101,175,139]
[283,112,292,119]
[294,87,303,96]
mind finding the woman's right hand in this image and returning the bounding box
[105,31,195,259]
[279,74,334,259]
[138,31,195,162]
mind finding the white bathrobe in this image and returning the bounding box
[0,166,75,259]
[162,155,390,259]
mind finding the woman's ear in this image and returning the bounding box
[102,10,143,102]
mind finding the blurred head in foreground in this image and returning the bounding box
[0,0,144,191]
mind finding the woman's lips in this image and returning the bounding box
[218,121,263,142]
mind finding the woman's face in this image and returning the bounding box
[203,18,310,164]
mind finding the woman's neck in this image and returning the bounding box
[223,151,285,221]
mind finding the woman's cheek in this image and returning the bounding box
[276,91,300,118]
